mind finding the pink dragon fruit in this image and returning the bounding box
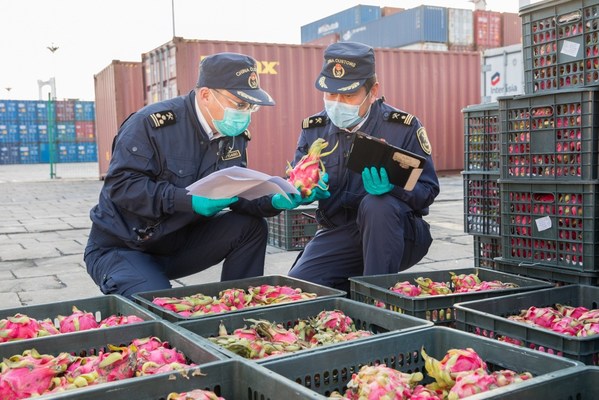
[577,322,599,337]
[343,364,423,400]
[390,281,422,297]
[410,385,444,399]
[99,314,145,327]
[446,368,498,399]
[95,344,137,382]
[137,345,186,365]
[491,369,532,387]
[219,288,251,309]
[286,138,337,197]
[450,272,481,292]
[520,306,562,328]
[555,303,589,319]
[415,277,452,296]
[0,313,41,342]
[167,389,224,400]
[313,310,354,334]
[130,336,164,352]
[549,316,582,336]
[57,306,99,333]
[138,361,195,376]
[37,318,60,336]
[422,347,487,389]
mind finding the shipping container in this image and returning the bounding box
[481,44,524,103]
[94,60,144,179]
[345,5,448,49]
[473,9,503,51]
[303,32,340,47]
[501,12,522,46]
[300,5,380,43]
[398,42,449,51]
[133,38,481,175]
[448,8,474,49]
[380,6,403,17]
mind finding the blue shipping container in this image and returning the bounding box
[0,144,19,164]
[19,144,40,164]
[0,124,19,143]
[74,101,95,121]
[0,100,18,122]
[301,5,381,43]
[77,142,97,162]
[343,5,447,48]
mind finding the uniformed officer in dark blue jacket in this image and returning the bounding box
[84,52,303,298]
[287,42,440,293]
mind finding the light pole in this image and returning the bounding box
[47,43,59,178]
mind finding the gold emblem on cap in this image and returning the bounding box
[248,72,259,89]
[332,63,345,78]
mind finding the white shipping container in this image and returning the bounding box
[398,42,448,51]
[481,44,524,103]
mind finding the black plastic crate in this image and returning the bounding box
[463,171,501,235]
[521,0,599,93]
[37,359,321,399]
[473,235,502,269]
[455,285,599,365]
[499,89,599,180]
[0,294,158,343]
[465,366,599,400]
[462,102,500,172]
[495,256,599,285]
[132,274,346,323]
[261,326,582,398]
[267,206,319,250]
[500,180,599,272]
[349,268,553,326]
[175,298,432,363]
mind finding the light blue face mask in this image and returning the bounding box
[324,92,370,129]
[210,91,252,137]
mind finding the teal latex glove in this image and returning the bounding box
[300,172,331,204]
[271,193,303,210]
[362,167,394,196]
[192,195,238,217]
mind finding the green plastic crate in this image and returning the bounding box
[36,359,321,399]
[473,235,502,269]
[499,181,599,272]
[132,274,346,322]
[499,89,599,181]
[0,294,158,343]
[261,326,582,398]
[495,256,599,285]
[175,297,432,363]
[462,102,500,172]
[463,172,501,235]
[466,366,599,400]
[521,0,599,93]
[454,285,599,365]
[267,206,319,250]
[349,267,553,325]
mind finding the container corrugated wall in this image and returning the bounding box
[448,8,474,51]
[300,5,381,43]
[94,60,144,179]
[501,12,522,46]
[136,39,480,174]
[473,10,503,51]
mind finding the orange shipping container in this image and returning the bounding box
[501,12,522,46]
[473,10,503,51]
[94,60,144,179]
[117,38,480,175]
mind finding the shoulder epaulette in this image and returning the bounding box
[302,115,328,129]
[242,130,251,141]
[148,110,176,129]
[387,111,415,126]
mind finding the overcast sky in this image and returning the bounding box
[1,0,520,101]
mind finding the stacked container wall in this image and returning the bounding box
[300,5,381,43]
[474,9,503,51]
[448,8,475,51]
[94,60,145,179]
[135,39,481,174]
[380,6,404,17]
[303,32,340,47]
[502,12,522,46]
[345,5,448,49]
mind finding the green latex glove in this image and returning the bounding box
[300,172,331,204]
[192,195,238,217]
[362,166,394,196]
[271,193,303,210]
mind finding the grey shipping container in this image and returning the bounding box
[448,8,474,50]
[481,44,524,103]
[96,38,481,176]
[94,60,144,179]
[343,5,448,49]
[300,5,380,44]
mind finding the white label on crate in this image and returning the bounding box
[561,40,580,58]
[535,216,552,232]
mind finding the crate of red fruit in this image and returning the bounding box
[521,0,599,94]
[463,172,501,236]
[261,326,581,399]
[500,181,599,272]
[499,89,599,181]
[462,102,500,172]
[0,320,225,399]
[455,285,599,365]
[132,275,346,323]
[461,365,599,399]
[30,359,322,400]
[473,235,502,269]
[0,295,158,345]
[495,256,599,286]
[349,268,552,325]
[175,297,432,364]
[267,205,319,250]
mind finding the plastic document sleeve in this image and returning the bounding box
[346,132,426,191]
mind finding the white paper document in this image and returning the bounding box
[186,166,299,200]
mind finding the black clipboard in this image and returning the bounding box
[346,131,426,191]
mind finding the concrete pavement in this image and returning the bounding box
[0,163,473,307]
